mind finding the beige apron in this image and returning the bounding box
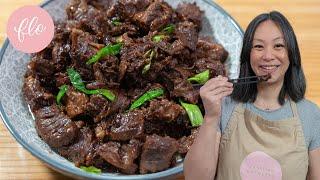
[216,100,309,180]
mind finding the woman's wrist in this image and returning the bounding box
[203,114,220,129]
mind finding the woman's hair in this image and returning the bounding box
[231,11,306,105]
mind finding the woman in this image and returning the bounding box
[184,11,320,180]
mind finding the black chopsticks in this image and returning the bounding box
[192,74,271,89]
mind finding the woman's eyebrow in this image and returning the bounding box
[273,37,284,41]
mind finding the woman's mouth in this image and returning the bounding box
[259,65,280,73]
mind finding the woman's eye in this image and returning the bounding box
[253,45,263,49]
[274,44,285,49]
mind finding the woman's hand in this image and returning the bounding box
[200,75,233,121]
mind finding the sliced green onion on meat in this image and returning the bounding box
[142,50,156,74]
[111,19,122,26]
[129,88,164,110]
[80,166,101,174]
[56,84,68,105]
[188,70,210,85]
[67,68,116,101]
[179,100,203,127]
[152,35,166,42]
[162,24,175,34]
[86,43,122,65]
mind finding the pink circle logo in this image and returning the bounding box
[6,5,54,53]
[240,151,282,180]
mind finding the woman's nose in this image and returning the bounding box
[262,47,274,61]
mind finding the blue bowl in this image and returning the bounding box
[0,0,243,179]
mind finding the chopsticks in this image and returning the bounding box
[192,74,271,89]
[228,74,270,85]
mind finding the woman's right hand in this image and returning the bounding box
[200,75,234,122]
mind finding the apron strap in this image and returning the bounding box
[289,99,299,118]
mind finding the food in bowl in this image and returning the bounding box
[22,0,228,175]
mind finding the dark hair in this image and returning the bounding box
[231,11,306,105]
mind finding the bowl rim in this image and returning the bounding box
[0,0,244,179]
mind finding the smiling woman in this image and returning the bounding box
[184,10,320,180]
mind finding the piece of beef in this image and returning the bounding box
[174,21,198,51]
[178,128,199,154]
[195,39,229,63]
[194,58,225,77]
[176,3,202,30]
[65,87,89,118]
[160,68,199,104]
[109,110,145,141]
[98,139,141,174]
[66,0,109,37]
[93,90,130,122]
[23,76,55,111]
[57,127,102,167]
[70,29,99,81]
[55,72,70,88]
[93,55,120,88]
[139,134,179,174]
[52,42,71,72]
[34,105,78,148]
[133,0,174,32]
[111,0,152,20]
[147,99,184,122]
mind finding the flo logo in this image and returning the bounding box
[6,5,54,53]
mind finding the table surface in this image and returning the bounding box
[1,0,320,179]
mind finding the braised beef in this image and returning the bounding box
[23,0,229,175]
[139,134,178,174]
[35,105,78,148]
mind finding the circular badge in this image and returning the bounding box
[6,5,54,53]
[240,151,282,180]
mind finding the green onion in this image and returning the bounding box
[129,88,164,110]
[67,68,116,101]
[112,19,122,26]
[56,85,68,105]
[162,24,175,34]
[86,43,122,65]
[142,50,156,74]
[142,63,151,74]
[188,70,210,85]
[179,100,203,127]
[80,166,102,174]
[152,35,166,42]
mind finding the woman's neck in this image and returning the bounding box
[254,80,284,110]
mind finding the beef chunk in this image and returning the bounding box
[194,58,225,77]
[174,21,198,51]
[161,69,199,104]
[178,128,199,154]
[176,3,202,30]
[147,99,184,122]
[35,105,78,148]
[93,55,120,87]
[98,139,141,174]
[55,72,70,88]
[93,90,130,122]
[133,0,173,31]
[65,87,89,118]
[195,39,229,63]
[109,110,145,141]
[23,76,55,111]
[58,127,101,167]
[140,134,178,174]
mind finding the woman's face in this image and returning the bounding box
[250,20,289,84]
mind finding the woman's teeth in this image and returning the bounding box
[260,65,280,71]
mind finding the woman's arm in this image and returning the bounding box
[183,76,233,180]
[183,116,221,180]
[307,149,320,180]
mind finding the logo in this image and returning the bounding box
[6,5,54,53]
[240,151,282,180]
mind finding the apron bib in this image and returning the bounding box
[216,100,308,180]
